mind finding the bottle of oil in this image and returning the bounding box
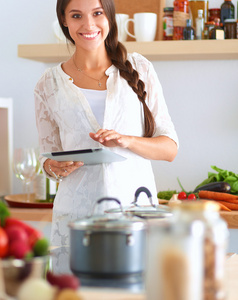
[220,0,235,27]
[183,19,195,39]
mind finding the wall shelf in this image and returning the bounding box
[18,40,238,63]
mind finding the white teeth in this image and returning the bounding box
[83,32,98,38]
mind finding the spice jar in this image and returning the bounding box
[173,0,190,40]
[224,18,237,38]
[209,8,221,21]
[163,7,174,40]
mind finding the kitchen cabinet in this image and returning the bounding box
[18,40,238,62]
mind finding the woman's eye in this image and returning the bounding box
[72,14,81,19]
[94,11,103,16]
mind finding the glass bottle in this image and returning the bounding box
[196,9,204,39]
[173,0,190,40]
[209,18,225,39]
[34,168,57,201]
[224,18,237,38]
[189,0,209,28]
[183,19,195,39]
[220,0,235,27]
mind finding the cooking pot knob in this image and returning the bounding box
[83,232,91,246]
[126,233,135,246]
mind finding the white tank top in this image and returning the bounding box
[80,88,107,128]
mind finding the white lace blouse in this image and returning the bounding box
[34,52,179,247]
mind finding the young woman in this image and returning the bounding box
[35,0,179,247]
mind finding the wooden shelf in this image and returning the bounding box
[18,40,238,62]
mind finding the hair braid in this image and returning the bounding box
[106,40,155,137]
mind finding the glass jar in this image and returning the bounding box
[163,7,174,40]
[173,202,229,300]
[224,18,237,38]
[173,0,190,40]
[146,210,204,300]
[203,21,215,39]
[209,8,221,21]
[189,0,209,28]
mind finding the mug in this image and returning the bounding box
[116,13,129,42]
[125,12,157,42]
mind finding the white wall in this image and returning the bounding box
[0,0,237,195]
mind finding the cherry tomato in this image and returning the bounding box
[188,193,196,200]
[178,191,187,200]
[0,227,9,258]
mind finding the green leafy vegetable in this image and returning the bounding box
[157,190,177,200]
[0,202,10,227]
[195,166,238,195]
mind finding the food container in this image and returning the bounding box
[68,197,147,278]
[105,186,172,219]
[1,256,49,297]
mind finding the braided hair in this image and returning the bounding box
[56,0,155,137]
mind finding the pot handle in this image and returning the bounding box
[91,197,124,215]
[131,186,155,208]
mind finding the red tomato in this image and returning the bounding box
[0,227,9,257]
[188,193,196,200]
[178,191,187,200]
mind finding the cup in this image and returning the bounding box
[125,12,157,42]
[116,13,129,42]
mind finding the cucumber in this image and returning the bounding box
[194,181,231,193]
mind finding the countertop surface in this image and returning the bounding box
[76,254,238,300]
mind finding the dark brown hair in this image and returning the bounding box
[56,0,155,137]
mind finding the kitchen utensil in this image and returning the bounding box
[106,186,172,219]
[68,197,147,278]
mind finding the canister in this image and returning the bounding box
[224,18,237,39]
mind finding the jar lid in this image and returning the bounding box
[224,18,236,23]
[164,7,174,12]
[209,8,221,11]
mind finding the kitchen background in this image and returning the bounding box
[0,0,238,198]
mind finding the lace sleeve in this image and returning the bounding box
[34,79,63,169]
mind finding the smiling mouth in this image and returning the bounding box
[80,32,100,39]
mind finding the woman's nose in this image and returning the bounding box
[83,15,95,30]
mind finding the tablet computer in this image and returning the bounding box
[41,148,126,165]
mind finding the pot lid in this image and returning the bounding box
[68,197,147,231]
[105,187,172,219]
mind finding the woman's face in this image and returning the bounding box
[64,0,110,52]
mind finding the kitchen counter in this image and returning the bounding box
[6,207,238,229]
[77,254,238,300]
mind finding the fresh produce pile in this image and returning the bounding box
[0,201,82,300]
[157,166,238,211]
[195,166,238,195]
[18,271,81,300]
[0,202,48,259]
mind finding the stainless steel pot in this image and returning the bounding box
[106,186,172,219]
[68,197,147,278]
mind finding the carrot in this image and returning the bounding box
[198,191,238,204]
[216,201,238,211]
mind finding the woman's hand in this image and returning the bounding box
[44,158,84,180]
[89,130,131,148]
